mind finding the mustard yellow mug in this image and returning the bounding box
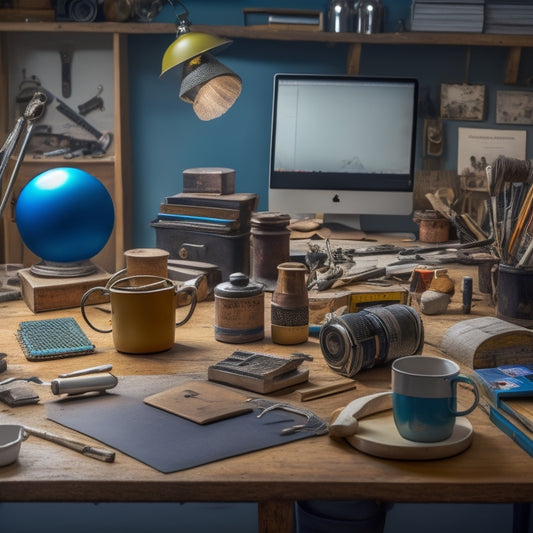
[81,275,197,354]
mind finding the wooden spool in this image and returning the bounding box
[124,248,169,278]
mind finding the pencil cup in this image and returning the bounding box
[392,356,479,443]
[497,263,533,328]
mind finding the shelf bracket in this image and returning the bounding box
[505,46,521,85]
[346,43,362,75]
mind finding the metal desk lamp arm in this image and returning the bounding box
[0,91,47,218]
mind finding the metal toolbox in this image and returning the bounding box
[151,220,250,281]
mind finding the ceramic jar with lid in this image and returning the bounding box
[214,272,264,343]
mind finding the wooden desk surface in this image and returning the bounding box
[0,262,531,532]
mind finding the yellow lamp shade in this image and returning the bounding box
[161,32,232,76]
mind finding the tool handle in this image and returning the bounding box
[58,364,113,378]
[328,391,392,438]
[25,427,115,462]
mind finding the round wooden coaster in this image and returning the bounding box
[345,411,473,460]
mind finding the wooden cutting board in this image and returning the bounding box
[344,411,473,460]
[144,380,253,424]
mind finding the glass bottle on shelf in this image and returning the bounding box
[328,0,353,32]
[356,0,383,34]
[131,0,163,22]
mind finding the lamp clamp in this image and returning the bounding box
[167,0,191,35]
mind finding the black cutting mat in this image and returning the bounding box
[46,375,324,473]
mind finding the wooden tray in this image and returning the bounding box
[344,411,473,461]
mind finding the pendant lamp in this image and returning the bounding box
[161,1,242,120]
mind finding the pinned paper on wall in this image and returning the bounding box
[496,90,533,125]
[457,127,526,177]
[440,83,486,121]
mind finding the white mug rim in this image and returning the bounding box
[392,355,459,378]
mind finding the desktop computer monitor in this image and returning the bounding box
[268,73,418,230]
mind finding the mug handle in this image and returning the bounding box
[80,286,112,333]
[104,267,127,289]
[450,375,479,417]
[175,285,197,327]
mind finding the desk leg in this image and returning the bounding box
[513,503,531,533]
[258,500,295,533]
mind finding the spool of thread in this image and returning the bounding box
[124,248,169,277]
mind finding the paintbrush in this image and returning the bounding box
[23,426,115,462]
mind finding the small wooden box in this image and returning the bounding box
[18,266,111,313]
[183,167,235,195]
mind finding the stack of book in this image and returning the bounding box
[440,316,533,457]
[475,363,533,457]
[155,192,258,235]
[151,192,258,280]
[243,8,324,31]
[485,0,533,34]
[410,0,485,32]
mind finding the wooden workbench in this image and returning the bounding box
[0,262,530,533]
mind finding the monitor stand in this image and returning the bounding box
[322,213,417,240]
[322,213,362,231]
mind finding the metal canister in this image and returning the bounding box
[356,0,383,34]
[413,209,450,243]
[251,211,291,291]
[328,0,353,32]
[214,272,264,343]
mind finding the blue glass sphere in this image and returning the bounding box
[15,167,115,263]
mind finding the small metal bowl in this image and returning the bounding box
[0,425,24,466]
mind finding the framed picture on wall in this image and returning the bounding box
[496,90,533,125]
[457,127,527,176]
[440,83,486,121]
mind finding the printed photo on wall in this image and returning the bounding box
[496,90,533,125]
[457,127,527,178]
[440,83,486,121]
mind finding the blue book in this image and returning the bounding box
[475,364,533,429]
[157,213,235,226]
[488,405,533,458]
[475,364,533,455]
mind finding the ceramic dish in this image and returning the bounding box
[0,425,24,466]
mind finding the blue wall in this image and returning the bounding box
[127,0,533,245]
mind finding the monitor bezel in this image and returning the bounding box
[268,73,419,195]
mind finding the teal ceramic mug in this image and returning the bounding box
[391,355,479,443]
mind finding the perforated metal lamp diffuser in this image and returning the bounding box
[161,1,241,120]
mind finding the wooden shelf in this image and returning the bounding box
[0,22,532,48]
[0,22,527,81]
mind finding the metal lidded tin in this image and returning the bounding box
[214,272,264,343]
